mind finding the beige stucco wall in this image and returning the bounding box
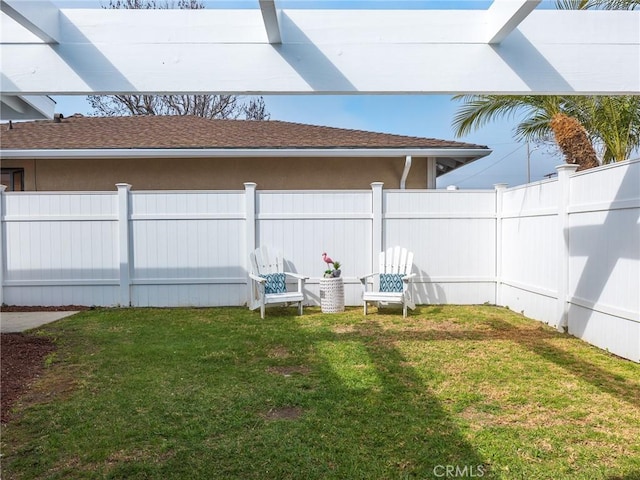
[1,159,37,190]
[2,156,429,190]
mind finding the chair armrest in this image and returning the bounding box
[249,273,266,283]
[359,272,378,283]
[402,273,417,282]
[284,272,308,281]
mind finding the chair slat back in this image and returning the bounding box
[251,245,284,275]
[378,246,413,275]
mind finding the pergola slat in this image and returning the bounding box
[259,0,281,44]
[487,0,541,44]
[1,1,639,119]
[0,0,59,44]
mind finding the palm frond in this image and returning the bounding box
[452,94,640,164]
[556,0,639,8]
[452,95,539,138]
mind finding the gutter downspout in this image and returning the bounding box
[400,155,412,189]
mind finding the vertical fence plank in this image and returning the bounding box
[556,164,579,331]
[371,182,383,268]
[245,183,257,308]
[117,183,132,307]
[0,185,5,305]
[494,183,508,307]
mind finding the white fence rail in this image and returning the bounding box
[1,160,638,361]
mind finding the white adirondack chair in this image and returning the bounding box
[360,246,416,318]
[249,245,307,319]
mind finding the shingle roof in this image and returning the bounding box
[1,114,488,151]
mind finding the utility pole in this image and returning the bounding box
[526,142,532,184]
[526,142,540,184]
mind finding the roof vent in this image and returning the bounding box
[53,113,64,123]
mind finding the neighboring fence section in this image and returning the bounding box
[1,160,638,361]
[498,177,561,326]
[566,161,638,361]
[497,160,639,362]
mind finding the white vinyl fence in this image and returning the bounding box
[1,160,638,361]
[498,160,639,362]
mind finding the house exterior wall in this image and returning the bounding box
[1,159,37,190]
[1,156,428,190]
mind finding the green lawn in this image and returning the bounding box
[2,306,639,480]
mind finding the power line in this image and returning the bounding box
[452,144,525,186]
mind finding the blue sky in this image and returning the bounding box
[50,0,564,189]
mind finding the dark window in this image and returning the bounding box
[1,168,24,191]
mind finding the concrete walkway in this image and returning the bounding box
[1,311,80,333]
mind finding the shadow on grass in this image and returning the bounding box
[303,319,489,478]
[467,316,638,407]
[265,305,639,409]
[236,306,490,478]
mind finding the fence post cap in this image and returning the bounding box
[555,164,579,173]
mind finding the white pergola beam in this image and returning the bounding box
[1,94,55,120]
[486,0,541,44]
[0,94,24,113]
[0,8,638,96]
[0,0,59,44]
[259,0,281,44]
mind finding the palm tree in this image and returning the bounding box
[564,96,640,163]
[452,95,640,169]
[452,95,602,170]
[556,0,639,9]
[549,112,600,170]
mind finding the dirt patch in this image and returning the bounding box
[1,305,90,312]
[268,346,291,359]
[262,406,303,421]
[1,333,56,424]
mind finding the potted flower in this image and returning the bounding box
[322,252,342,278]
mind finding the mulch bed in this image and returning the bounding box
[1,305,89,423]
[1,305,90,312]
[1,333,56,424]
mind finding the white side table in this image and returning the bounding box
[320,277,345,313]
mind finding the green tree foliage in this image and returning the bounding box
[555,0,639,9]
[452,96,640,165]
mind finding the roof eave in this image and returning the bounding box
[1,147,492,159]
